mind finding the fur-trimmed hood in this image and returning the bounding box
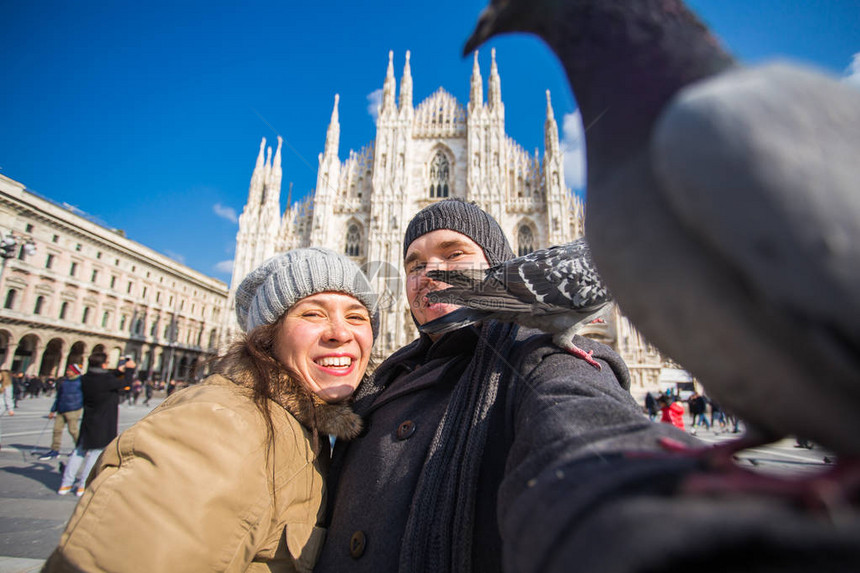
[214,364,363,441]
[270,372,363,440]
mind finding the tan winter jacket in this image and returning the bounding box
[43,374,360,573]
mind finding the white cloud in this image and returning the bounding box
[213,203,238,224]
[844,52,860,88]
[215,260,234,274]
[367,88,383,122]
[561,110,586,191]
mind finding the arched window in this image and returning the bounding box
[345,224,361,257]
[102,311,110,328]
[82,306,91,324]
[3,289,16,310]
[429,152,450,198]
[34,296,45,315]
[517,225,535,257]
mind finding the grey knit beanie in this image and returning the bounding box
[235,247,379,337]
[403,198,514,266]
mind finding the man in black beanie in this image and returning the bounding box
[316,199,691,572]
[317,199,860,573]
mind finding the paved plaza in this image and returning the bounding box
[0,393,834,572]
[0,395,163,572]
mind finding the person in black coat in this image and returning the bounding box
[316,199,860,573]
[316,200,698,572]
[58,351,135,496]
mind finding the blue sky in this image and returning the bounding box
[1,0,858,283]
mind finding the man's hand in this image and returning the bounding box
[48,412,56,419]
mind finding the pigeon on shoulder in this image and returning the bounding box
[420,238,611,369]
[464,0,860,467]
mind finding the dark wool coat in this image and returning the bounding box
[316,326,697,572]
[77,367,132,449]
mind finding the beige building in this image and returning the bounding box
[0,173,228,381]
[223,50,674,394]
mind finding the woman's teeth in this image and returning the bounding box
[316,356,352,368]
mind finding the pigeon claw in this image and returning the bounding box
[565,345,602,370]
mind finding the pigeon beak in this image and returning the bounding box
[463,5,500,56]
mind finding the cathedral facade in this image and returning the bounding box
[223,50,668,391]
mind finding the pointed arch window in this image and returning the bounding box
[429,152,450,198]
[517,225,535,257]
[345,224,361,257]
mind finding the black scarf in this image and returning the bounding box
[378,321,519,573]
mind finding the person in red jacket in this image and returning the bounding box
[659,395,686,430]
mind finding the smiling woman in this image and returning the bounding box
[44,248,378,573]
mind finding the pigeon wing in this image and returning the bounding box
[425,268,487,289]
[653,63,860,350]
[427,284,537,313]
[501,240,611,314]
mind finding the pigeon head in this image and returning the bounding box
[467,0,710,56]
[465,0,734,174]
[463,0,562,55]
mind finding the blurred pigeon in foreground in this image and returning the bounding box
[420,239,610,369]
[464,0,860,463]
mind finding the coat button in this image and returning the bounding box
[396,420,416,440]
[349,530,366,559]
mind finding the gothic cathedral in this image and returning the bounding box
[223,50,667,391]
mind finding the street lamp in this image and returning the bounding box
[0,232,37,286]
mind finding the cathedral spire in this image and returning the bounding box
[382,50,397,115]
[488,48,502,109]
[469,51,483,110]
[544,90,560,157]
[325,94,340,158]
[266,136,283,202]
[247,137,266,205]
[261,145,273,204]
[399,50,413,110]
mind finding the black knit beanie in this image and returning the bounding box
[403,199,514,266]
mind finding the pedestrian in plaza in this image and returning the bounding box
[57,352,134,496]
[644,391,659,421]
[142,378,154,406]
[130,377,142,405]
[12,373,24,407]
[44,247,377,572]
[687,392,710,434]
[0,370,14,416]
[27,375,42,398]
[39,364,84,461]
[43,377,56,397]
[710,398,728,430]
[659,394,686,431]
